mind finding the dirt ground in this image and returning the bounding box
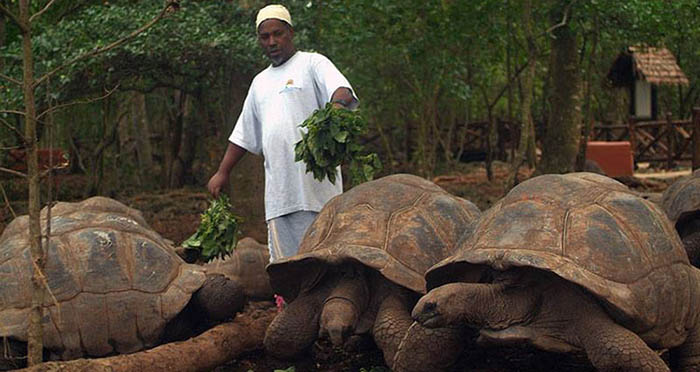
[136,163,681,372]
[0,161,687,371]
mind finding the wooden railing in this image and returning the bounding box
[592,107,700,169]
[1,148,71,188]
[4,148,70,173]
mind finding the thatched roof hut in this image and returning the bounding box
[607,46,688,119]
[608,46,688,86]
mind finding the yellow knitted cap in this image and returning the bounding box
[256,4,293,30]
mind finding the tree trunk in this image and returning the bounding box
[485,112,496,181]
[509,0,537,188]
[133,92,154,185]
[169,93,197,188]
[0,11,5,71]
[538,1,581,175]
[17,308,276,372]
[162,89,185,188]
[83,98,110,196]
[18,0,45,365]
[575,16,599,171]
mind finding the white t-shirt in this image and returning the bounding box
[229,51,358,220]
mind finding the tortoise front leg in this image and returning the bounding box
[264,278,335,359]
[392,321,464,372]
[371,289,414,366]
[575,311,669,372]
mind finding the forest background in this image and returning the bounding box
[1,0,699,366]
[2,0,700,201]
[0,0,698,230]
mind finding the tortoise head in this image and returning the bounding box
[414,267,545,330]
[192,274,247,321]
[319,261,370,346]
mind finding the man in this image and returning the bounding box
[208,4,358,265]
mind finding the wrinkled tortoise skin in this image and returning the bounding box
[0,197,206,359]
[268,173,481,302]
[427,172,698,349]
[204,237,273,300]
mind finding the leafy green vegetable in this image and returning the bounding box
[359,367,389,372]
[274,367,296,372]
[294,103,381,186]
[182,195,243,262]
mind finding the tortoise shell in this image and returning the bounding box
[426,173,695,347]
[267,173,481,301]
[662,169,700,225]
[0,197,206,359]
[204,237,273,300]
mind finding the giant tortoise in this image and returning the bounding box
[0,197,247,368]
[263,174,481,370]
[662,169,700,266]
[204,236,273,300]
[407,172,700,371]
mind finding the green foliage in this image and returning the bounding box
[311,0,511,175]
[182,195,243,262]
[4,0,700,189]
[359,367,389,372]
[294,103,381,186]
[273,367,295,372]
[1,1,261,111]
[309,0,700,174]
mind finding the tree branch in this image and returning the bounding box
[28,0,57,23]
[0,183,17,220]
[34,3,172,88]
[465,61,530,112]
[0,116,27,144]
[92,111,121,158]
[544,0,579,39]
[36,84,120,120]
[0,166,27,178]
[67,135,87,174]
[0,110,25,116]
[489,61,529,110]
[0,72,22,85]
[0,3,27,33]
[17,307,275,372]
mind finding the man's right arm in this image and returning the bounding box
[207,142,248,198]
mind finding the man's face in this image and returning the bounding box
[257,19,295,66]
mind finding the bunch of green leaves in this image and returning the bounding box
[182,195,243,262]
[294,103,381,186]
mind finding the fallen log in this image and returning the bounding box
[18,307,276,372]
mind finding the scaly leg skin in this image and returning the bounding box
[264,280,334,360]
[576,313,669,372]
[370,281,458,370]
[392,321,465,372]
[372,291,414,367]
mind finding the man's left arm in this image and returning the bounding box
[331,87,357,109]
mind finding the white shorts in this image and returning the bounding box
[267,210,318,263]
